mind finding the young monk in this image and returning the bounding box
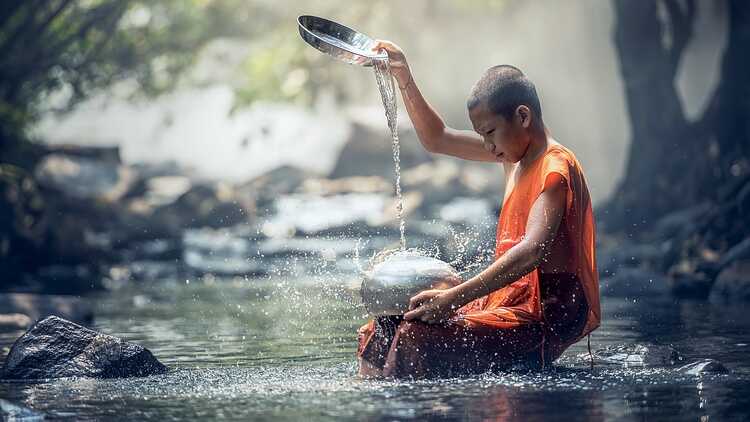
[357,40,601,378]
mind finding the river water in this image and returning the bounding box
[1,271,749,421]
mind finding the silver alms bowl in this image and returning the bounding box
[297,15,388,67]
[361,251,462,316]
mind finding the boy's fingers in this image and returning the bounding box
[403,307,423,321]
[409,291,431,309]
[408,297,418,310]
[408,291,427,310]
[372,40,399,54]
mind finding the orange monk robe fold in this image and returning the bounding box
[357,143,601,376]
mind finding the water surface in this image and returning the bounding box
[1,274,749,421]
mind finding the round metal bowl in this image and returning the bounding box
[361,252,462,316]
[297,15,388,67]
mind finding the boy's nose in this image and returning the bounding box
[483,142,496,153]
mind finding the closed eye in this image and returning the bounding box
[486,129,495,136]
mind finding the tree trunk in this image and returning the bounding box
[603,0,750,234]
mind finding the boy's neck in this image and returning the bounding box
[519,124,549,169]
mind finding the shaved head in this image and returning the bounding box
[467,65,542,121]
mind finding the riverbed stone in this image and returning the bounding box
[0,313,32,331]
[328,115,432,179]
[710,259,750,302]
[593,344,683,367]
[34,153,135,202]
[597,239,665,277]
[0,399,45,420]
[677,359,729,375]
[717,238,750,269]
[600,267,669,297]
[151,183,254,231]
[1,316,167,379]
[667,268,714,299]
[0,293,92,325]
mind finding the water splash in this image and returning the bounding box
[353,238,364,274]
[363,246,439,277]
[372,57,406,250]
[446,225,467,267]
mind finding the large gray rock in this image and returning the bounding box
[0,165,48,289]
[710,259,750,302]
[597,238,665,277]
[0,399,45,420]
[653,202,713,240]
[35,153,135,202]
[328,116,432,179]
[1,316,167,380]
[0,313,32,331]
[0,293,92,325]
[593,344,683,367]
[717,238,750,270]
[600,267,669,297]
[668,268,714,299]
[151,183,254,231]
[241,165,317,207]
[42,144,121,163]
[677,359,729,375]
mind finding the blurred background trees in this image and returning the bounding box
[604,0,749,230]
[601,0,749,297]
[1,0,247,159]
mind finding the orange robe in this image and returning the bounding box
[357,143,601,377]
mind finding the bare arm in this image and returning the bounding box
[404,174,568,323]
[374,40,496,162]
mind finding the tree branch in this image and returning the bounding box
[664,0,696,76]
[0,0,42,56]
[0,0,28,30]
[31,0,75,42]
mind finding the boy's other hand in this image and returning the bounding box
[372,40,411,88]
[404,288,458,324]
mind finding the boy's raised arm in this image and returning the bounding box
[373,40,497,162]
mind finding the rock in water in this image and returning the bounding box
[0,399,45,421]
[677,359,729,375]
[1,316,167,379]
[711,259,750,302]
[361,251,461,316]
[593,344,683,367]
[0,293,93,326]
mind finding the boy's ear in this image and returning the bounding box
[516,105,531,129]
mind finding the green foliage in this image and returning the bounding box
[0,0,255,150]
[235,31,314,107]
[0,0,508,148]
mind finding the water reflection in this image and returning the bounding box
[1,278,749,420]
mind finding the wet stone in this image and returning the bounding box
[676,359,729,375]
[667,269,713,299]
[1,316,167,380]
[0,314,32,332]
[0,398,45,420]
[710,259,750,302]
[0,293,93,326]
[592,344,683,367]
[600,267,669,298]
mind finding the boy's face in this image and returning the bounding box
[469,102,532,164]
